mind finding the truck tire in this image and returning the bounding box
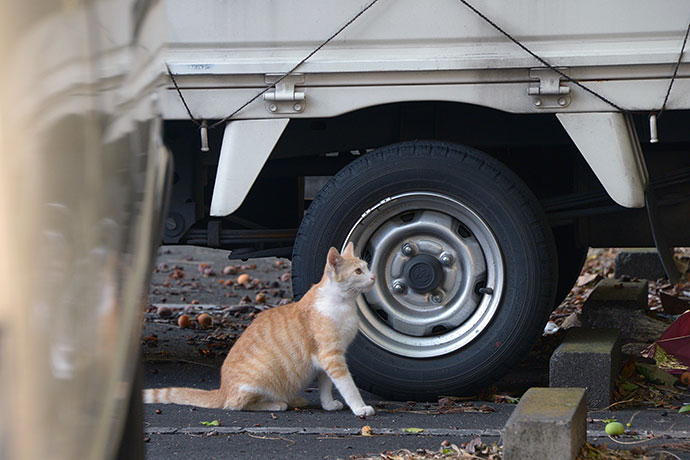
[292,141,557,400]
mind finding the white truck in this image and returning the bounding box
[144,0,690,400]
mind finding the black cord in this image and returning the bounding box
[455,0,627,112]
[165,63,201,126]
[208,0,382,129]
[658,18,690,118]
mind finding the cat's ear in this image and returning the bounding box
[343,242,355,257]
[327,247,343,270]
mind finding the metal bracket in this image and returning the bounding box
[528,68,571,109]
[264,74,305,114]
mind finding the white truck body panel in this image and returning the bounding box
[557,113,649,208]
[139,0,690,210]
[210,119,290,216]
[158,0,690,118]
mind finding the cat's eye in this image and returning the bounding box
[355,268,363,275]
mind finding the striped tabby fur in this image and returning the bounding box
[143,243,376,416]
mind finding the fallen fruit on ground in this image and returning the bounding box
[605,421,625,436]
[177,314,191,328]
[197,313,212,328]
[237,274,250,284]
[681,371,690,386]
[361,425,373,436]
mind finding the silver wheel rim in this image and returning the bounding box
[343,192,504,358]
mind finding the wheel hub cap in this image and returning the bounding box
[403,254,444,293]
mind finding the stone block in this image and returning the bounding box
[584,278,648,311]
[614,248,666,280]
[550,328,621,408]
[581,278,669,343]
[503,387,587,460]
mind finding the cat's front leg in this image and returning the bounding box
[318,354,374,416]
[317,371,343,411]
[333,373,374,417]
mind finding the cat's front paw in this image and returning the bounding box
[322,400,343,411]
[269,401,289,411]
[352,405,375,417]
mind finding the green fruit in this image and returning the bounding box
[605,422,625,436]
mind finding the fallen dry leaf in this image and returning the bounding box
[437,398,496,414]
[357,439,502,460]
[659,292,690,315]
[577,273,602,287]
[199,420,219,426]
[402,427,424,434]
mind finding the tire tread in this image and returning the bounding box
[292,141,557,400]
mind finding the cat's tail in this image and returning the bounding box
[143,387,224,409]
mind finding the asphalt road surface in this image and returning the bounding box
[143,246,690,460]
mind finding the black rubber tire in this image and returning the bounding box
[292,141,557,400]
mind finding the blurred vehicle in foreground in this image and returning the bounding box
[0,1,170,459]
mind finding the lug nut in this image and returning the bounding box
[439,252,453,266]
[430,292,443,304]
[401,243,416,257]
[392,281,407,294]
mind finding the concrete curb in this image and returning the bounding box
[503,387,587,460]
[614,248,666,280]
[550,328,621,408]
[144,425,690,439]
[144,426,504,437]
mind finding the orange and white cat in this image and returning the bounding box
[144,243,376,416]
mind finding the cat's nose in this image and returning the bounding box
[370,275,376,282]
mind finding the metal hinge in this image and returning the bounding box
[528,68,570,109]
[263,74,305,114]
